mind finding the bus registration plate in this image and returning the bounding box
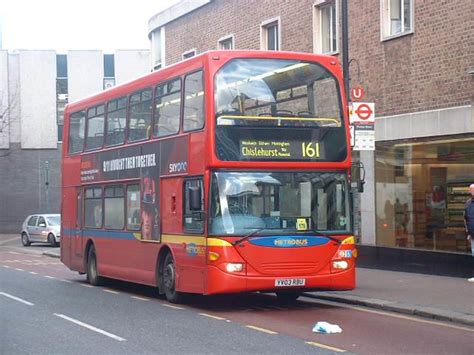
[275,279,305,287]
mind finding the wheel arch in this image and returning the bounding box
[155,245,174,294]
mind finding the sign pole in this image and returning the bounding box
[342,0,349,103]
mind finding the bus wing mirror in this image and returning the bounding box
[351,162,366,193]
[189,186,202,211]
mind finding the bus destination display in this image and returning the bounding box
[240,139,321,160]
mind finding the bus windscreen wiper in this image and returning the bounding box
[233,228,275,246]
[294,229,342,244]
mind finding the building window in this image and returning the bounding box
[218,35,234,50]
[103,54,115,90]
[314,1,338,54]
[152,27,165,71]
[381,0,413,39]
[56,54,68,142]
[182,49,197,60]
[375,136,474,253]
[261,18,280,50]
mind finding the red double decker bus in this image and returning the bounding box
[61,50,357,303]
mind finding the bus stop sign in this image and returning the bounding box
[351,86,364,102]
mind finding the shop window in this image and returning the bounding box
[375,136,474,254]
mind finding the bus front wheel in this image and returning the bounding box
[163,253,183,303]
[87,245,102,286]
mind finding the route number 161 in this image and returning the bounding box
[301,142,320,158]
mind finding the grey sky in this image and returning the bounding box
[0,0,178,51]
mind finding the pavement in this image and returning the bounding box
[2,234,473,326]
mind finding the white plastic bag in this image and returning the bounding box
[312,321,343,334]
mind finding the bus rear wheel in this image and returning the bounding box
[163,253,183,304]
[87,245,102,286]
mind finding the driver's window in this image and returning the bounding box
[38,216,46,227]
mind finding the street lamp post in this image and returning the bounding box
[44,160,50,213]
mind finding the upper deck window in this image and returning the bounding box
[68,110,86,154]
[183,71,204,132]
[214,58,346,162]
[154,79,181,137]
[85,105,105,150]
[215,59,341,128]
[128,89,152,142]
[105,97,127,146]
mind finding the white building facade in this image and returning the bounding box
[0,50,150,232]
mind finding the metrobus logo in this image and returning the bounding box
[274,238,308,247]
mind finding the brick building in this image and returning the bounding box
[147,0,473,268]
[0,50,150,232]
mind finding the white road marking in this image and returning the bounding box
[305,341,346,352]
[2,265,10,268]
[29,272,38,275]
[199,313,227,321]
[0,237,21,244]
[54,313,126,342]
[15,268,24,271]
[131,296,150,301]
[0,292,34,306]
[245,325,278,334]
[60,279,73,283]
[81,284,93,288]
[161,303,185,310]
[103,289,120,295]
[44,275,56,279]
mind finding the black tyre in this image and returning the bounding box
[275,291,301,303]
[163,253,183,303]
[86,245,102,286]
[48,233,58,247]
[21,233,31,247]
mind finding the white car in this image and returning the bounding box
[21,214,61,247]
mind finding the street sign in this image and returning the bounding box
[350,86,364,101]
[351,102,375,124]
[350,102,375,151]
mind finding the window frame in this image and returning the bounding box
[380,0,414,41]
[153,77,182,138]
[84,187,104,229]
[105,96,128,147]
[183,70,205,133]
[68,110,86,155]
[104,185,125,230]
[313,0,339,55]
[217,34,235,50]
[126,183,141,231]
[182,49,197,60]
[260,17,281,51]
[127,88,153,143]
[84,104,105,151]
